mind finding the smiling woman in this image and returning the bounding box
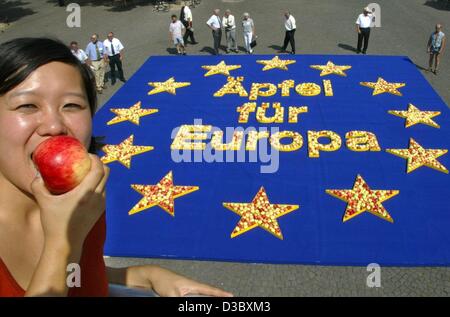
[0,37,233,297]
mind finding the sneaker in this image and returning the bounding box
[434,69,438,75]
[356,50,361,54]
[362,51,367,54]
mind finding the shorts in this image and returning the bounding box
[173,37,184,46]
[430,46,441,54]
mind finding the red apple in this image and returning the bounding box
[32,136,91,194]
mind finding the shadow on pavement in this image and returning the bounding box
[46,0,168,12]
[402,57,431,72]
[166,47,178,55]
[268,44,283,52]
[199,46,216,55]
[338,43,357,53]
[0,0,36,23]
[423,0,450,11]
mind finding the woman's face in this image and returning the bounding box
[0,61,92,194]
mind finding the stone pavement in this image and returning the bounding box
[1,0,449,296]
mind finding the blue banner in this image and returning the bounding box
[93,55,450,266]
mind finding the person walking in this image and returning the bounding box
[206,9,222,55]
[180,1,197,45]
[170,14,187,55]
[85,33,106,94]
[223,9,238,53]
[242,13,255,54]
[280,11,296,54]
[355,6,373,54]
[103,32,126,85]
[427,24,446,75]
[70,41,90,65]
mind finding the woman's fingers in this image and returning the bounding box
[95,163,110,194]
[30,174,51,199]
[185,282,234,297]
[76,154,105,193]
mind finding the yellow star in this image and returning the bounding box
[129,171,199,216]
[310,61,352,76]
[100,135,153,169]
[256,55,296,71]
[388,103,440,128]
[201,60,242,77]
[223,187,299,240]
[107,101,159,126]
[386,138,448,174]
[360,77,406,96]
[326,175,399,223]
[147,77,191,95]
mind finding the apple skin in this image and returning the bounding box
[32,136,91,194]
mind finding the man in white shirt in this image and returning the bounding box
[180,2,197,45]
[280,11,296,54]
[355,7,374,54]
[222,9,237,53]
[103,32,126,85]
[206,9,222,55]
[169,14,186,55]
[70,41,90,65]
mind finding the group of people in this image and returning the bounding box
[168,4,446,76]
[69,32,127,94]
[169,3,297,56]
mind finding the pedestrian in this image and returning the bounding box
[427,24,446,75]
[242,12,255,54]
[279,11,296,54]
[180,1,197,45]
[85,33,106,94]
[355,6,373,54]
[206,9,222,55]
[70,41,90,66]
[223,9,238,54]
[169,14,187,55]
[103,32,126,85]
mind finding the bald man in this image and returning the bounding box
[427,24,446,75]
[206,9,222,55]
[280,11,296,54]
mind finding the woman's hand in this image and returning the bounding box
[114,265,234,297]
[31,154,109,247]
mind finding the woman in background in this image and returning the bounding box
[242,13,255,54]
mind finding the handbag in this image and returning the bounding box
[250,35,257,48]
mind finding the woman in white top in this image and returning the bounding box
[242,13,255,54]
[427,24,446,75]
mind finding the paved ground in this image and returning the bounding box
[1,0,450,296]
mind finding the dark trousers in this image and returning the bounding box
[282,29,296,53]
[183,28,196,44]
[357,28,370,53]
[212,29,222,54]
[109,54,125,82]
[58,0,64,6]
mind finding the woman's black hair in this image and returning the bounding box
[0,37,103,153]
